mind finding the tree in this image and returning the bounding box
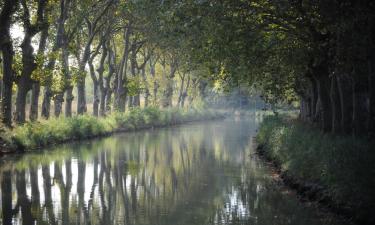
[0,0,19,126]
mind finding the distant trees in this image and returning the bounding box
[136,0,375,136]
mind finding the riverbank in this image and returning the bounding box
[256,115,375,225]
[0,107,223,153]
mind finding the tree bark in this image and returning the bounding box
[336,74,353,134]
[367,52,375,135]
[181,75,190,107]
[63,38,73,117]
[1,42,14,126]
[352,75,368,135]
[54,93,64,117]
[310,78,318,122]
[77,80,87,114]
[141,67,150,107]
[150,59,158,106]
[15,0,48,124]
[104,42,115,114]
[162,59,177,108]
[98,42,108,116]
[65,87,74,117]
[15,79,31,124]
[0,0,18,127]
[330,75,342,133]
[30,20,49,121]
[89,60,99,117]
[311,61,332,132]
[41,87,52,119]
[316,75,332,132]
[29,83,40,121]
[116,25,132,112]
[106,87,113,113]
[177,73,185,107]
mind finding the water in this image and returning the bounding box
[0,117,348,225]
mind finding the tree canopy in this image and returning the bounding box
[0,0,374,136]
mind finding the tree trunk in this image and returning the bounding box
[29,19,49,121]
[368,55,375,136]
[41,87,52,119]
[15,79,30,124]
[106,88,112,113]
[98,43,108,116]
[127,96,133,108]
[54,93,64,117]
[0,0,19,127]
[330,75,342,133]
[311,79,318,122]
[177,73,185,107]
[162,81,173,108]
[65,87,73,117]
[300,98,310,121]
[336,74,353,134]
[15,0,48,124]
[1,42,14,126]
[149,59,158,106]
[133,94,140,107]
[103,42,115,114]
[77,80,87,114]
[181,76,190,108]
[62,42,73,117]
[89,59,100,117]
[316,75,332,132]
[29,83,40,121]
[141,67,150,107]
[162,61,177,108]
[116,25,132,112]
[93,82,99,117]
[352,76,368,135]
[100,89,106,116]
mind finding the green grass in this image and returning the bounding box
[256,115,375,223]
[3,107,222,150]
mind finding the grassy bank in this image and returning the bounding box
[0,107,223,151]
[256,115,375,224]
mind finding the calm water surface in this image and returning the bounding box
[0,117,348,225]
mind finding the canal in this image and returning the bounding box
[0,117,348,225]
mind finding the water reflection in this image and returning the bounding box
[0,119,346,225]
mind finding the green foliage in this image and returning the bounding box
[126,76,144,96]
[256,115,375,218]
[9,107,223,150]
[12,53,23,78]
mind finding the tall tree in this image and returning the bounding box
[0,0,19,126]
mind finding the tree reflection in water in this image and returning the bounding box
[0,119,347,225]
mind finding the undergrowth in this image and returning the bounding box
[3,107,221,150]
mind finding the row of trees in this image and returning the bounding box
[0,0,209,127]
[2,0,374,136]
[136,0,375,136]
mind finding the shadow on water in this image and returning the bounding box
[0,117,349,225]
